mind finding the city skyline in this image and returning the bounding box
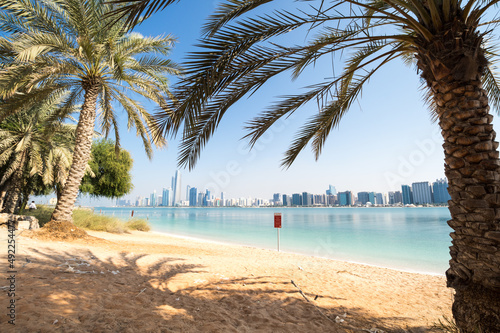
[118,170,450,208]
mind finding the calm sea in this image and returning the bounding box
[96,207,452,275]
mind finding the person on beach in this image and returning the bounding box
[28,201,37,210]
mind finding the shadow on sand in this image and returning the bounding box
[0,242,439,333]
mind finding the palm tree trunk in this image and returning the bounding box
[434,75,500,331]
[3,153,26,214]
[51,84,100,222]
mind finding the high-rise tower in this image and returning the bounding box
[172,170,181,205]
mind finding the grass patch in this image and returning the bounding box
[433,317,459,333]
[24,205,53,227]
[125,218,151,231]
[25,205,151,233]
[72,209,126,233]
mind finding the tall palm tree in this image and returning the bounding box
[0,0,180,222]
[0,93,76,214]
[111,0,500,330]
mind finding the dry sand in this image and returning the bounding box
[1,229,453,332]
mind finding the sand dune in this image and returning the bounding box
[0,230,452,332]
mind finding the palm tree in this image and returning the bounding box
[0,94,76,214]
[111,0,500,330]
[0,0,180,222]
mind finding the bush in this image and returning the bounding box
[125,219,151,232]
[24,205,53,227]
[72,209,126,233]
[25,206,151,233]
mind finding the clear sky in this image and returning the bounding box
[76,0,500,206]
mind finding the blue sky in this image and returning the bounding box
[78,0,500,205]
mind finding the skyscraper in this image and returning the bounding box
[189,187,198,206]
[412,181,432,204]
[432,178,451,204]
[282,194,289,206]
[221,192,226,206]
[172,170,181,205]
[162,187,173,206]
[326,185,337,196]
[292,193,302,206]
[375,193,384,205]
[368,192,376,205]
[302,192,312,206]
[186,185,191,202]
[150,190,157,206]
[401,185,413,205]
[203,189,211,206]
[338,191,352,206]
[273,193,281,205]
[357,192,369,205]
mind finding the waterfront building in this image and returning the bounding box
[150,190,157,207]
[412,181,433,204]
[394,191,403,203]
[282,194,289,206]
[172,170,182,206]
[221,192,226,206]
[326,185,337,196]
[186,185,191,202]
[357,192,369,205]
[338,191,353,206]
[273,193,281,205]
[203,189,211,206]
[292,193,302,206]
[189,187,198,206]
[368,192,376,205]
[375,193,384,205]
[162,187,173,206]
[302,192,312,206]
[401,185,413,205]
[313,194,326,206]
[432,178,451,204]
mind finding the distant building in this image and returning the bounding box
[282,194,289,206]
[189,187,198,206]
[375,193,384,205]
[394,191,403,204]
[150,190,157,207]
[172,170,181,205]
[313,194,326,206]
[432,179,451,204]
[338,191,353,206]
[326,185,337,196]
[292,193,302,206]
[273,193,281,205]
[302,192,312,206]
[162,187,173,206]
[401,185,413,205]
[186,185,191,202]
[357,192,369,205]
[221,192,226,206]
[203,189,211,206]
[412,182,432,204]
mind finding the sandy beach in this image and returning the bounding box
[1,229,453,332]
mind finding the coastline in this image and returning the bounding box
[151,230,447,277]
[2,229,453,332]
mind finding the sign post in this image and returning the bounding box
[274,213,282,252]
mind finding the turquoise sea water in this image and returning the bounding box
[96,207,452,275]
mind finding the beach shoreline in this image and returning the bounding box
[151,230,447,277]
[1,229,453,332]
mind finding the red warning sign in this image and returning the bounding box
[274,213,282,228]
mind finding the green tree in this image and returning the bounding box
[0,94,76,214]
[0,0,179,222]
[80,139,133,199]
[112,0,500,330]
